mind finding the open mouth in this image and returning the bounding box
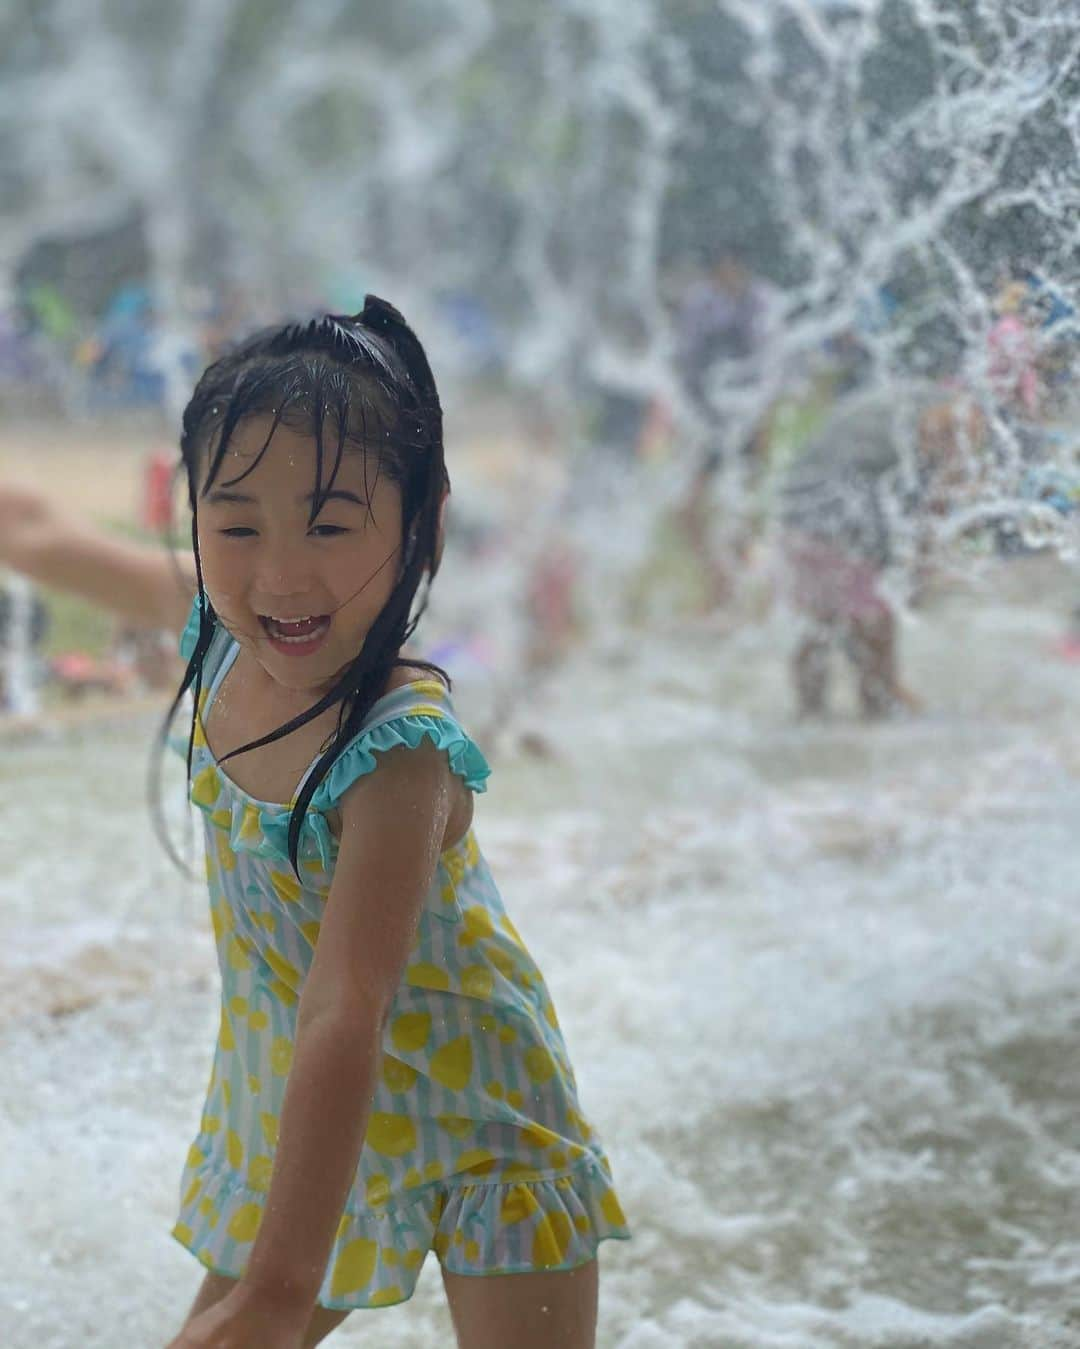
[258,613,332,652]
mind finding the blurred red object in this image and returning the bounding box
[142,449,174,533]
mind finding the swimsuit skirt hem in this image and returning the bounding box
[171,1151,631,1310]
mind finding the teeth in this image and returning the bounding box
[262,613,329,645]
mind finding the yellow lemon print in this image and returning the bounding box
[501,1162,547,1183]
[186,1143,204,1168]
[336,1215,351,1241]
[460,965,494,999]
[430,1036,474,1091]
[260,1112,279,1147]
[403,1167,423,1188]
[521,1122,561,1149]
[366,1173,390,1206]
[270,1037,293,1076]
[442,849,466,886]
[210,808,232,831]
[532,1211,573,1269]
[523,1047,557,1085]
[299,920,321,947]
[412,703,445,719]
[270,870,302,905]
[237,804,262,845]
[330,1238,378,1298]
[436,1115,473,1140]
[190,765,221,808]
[268,978,298,1007]
[382,1247,400,1266]
[410,678,448,701]
[226,936,252,972]
[173,1222,194,1245]
[201,1114,221,1134]
[248,1155,273,1192]
[365,1113,417,1158]
[226,1130,244,1168]
[218,1012,235,1053]
[369,1287,403,1307]
[600,1188,627,1227]
[499,912,527,947]
[182,1178,201,1207]
[222,1081,232,1109]
[499,1184,540,1225]
[248,1011,269,1032]
[406,962,451,992]
[424,1161,444,1181]
[228,996,248,1017]
[227,1202,263,1243]
[456,1148,497,1176]
[433,1232,451,1259]
[506,1090,524,1110]
[487,946,516,980]
[216,833,237,873]
[382,1056,419,1093]
[264,948,300,989]
[391,1012,431,1054]
[458,907,494,947]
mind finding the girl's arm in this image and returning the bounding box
[0,482,195,633]
[232,739,454,1318]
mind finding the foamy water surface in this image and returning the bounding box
[2,555,1080,1347]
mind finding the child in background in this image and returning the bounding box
[779,384,976,719]
[0,296,629,1349]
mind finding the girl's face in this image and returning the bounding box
[197,415,404,697]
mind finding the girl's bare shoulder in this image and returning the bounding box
[383,661,449,694]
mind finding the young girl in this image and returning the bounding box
[0,296,629,1348]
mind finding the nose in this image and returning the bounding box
[253,535,314,604]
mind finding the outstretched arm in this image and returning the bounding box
[0,482,196,634]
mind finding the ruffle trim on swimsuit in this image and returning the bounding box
[171,1152,631,1311]
[309,712,491,809]
[186,712,489,871]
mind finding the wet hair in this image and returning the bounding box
[157,294,450,873]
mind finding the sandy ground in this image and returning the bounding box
[0,417,165,523]
[0,400,554,524]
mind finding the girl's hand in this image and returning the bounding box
[164,1286,310,1349]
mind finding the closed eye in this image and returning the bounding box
[218,525,350,538]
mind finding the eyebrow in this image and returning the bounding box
[205,489,368,508]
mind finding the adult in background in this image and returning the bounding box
[779,383,979,720]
